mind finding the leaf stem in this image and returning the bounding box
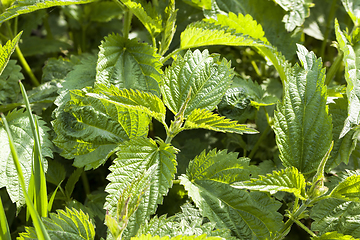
[319,0,337,59]
[123,8,132,39]
[81,171,91,196]
[289,215,316,237]
[325,51,343,86]
[5,22,39,86]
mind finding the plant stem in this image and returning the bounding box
[5,22,40,86]
[162,48,181,64]
[320,0,337,59]
[248,125,271,159]
[81,171,91,196]
[325,51,343,86]
[123,8,132,39]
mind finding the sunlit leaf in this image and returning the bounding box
[273,44,332,174]
[330,175,360,202]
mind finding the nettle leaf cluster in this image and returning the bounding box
[1,0,360,239]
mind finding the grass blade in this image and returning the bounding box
[19,81,48,218]
[0,113,51,240]
[0,197,11,240]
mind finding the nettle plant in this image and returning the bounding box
[1,0,360,239]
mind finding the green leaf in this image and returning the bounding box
[137,203,236,240]
[18,207,95,240]
[180,21,265,50]
[0,197,11,240]
[232,167,307,200]
[272,0,313,32]
[184,108,258,134]
[131,234,222,240]
[120,0,162,37]
[86,84,166,124]
[312,231,360,240]
[183,0,212,10]
[327,97,359,170]
[179,149,283,239]
[341,0,360,26]
[214,0,301,60]
[273,44,332,174]
[104,137,177,237]
[311,198,360,237]
[18,37,71,57]
[106,165,156,239]
[335,19,360,137]
[0,0,97,24]
[52,86,150,170]
[158,0,177,56]
[218,76,278,123]
[0,60,24,105]
[84,1,122,23]
[162,49,233,116]
[0,109,52,208]
[96,33,162,96]
[202,12,289,84]
[0,31,21,76]
[329,174,360,202]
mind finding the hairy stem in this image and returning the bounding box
[248,125,271,159]
[320,0,337,59]
[162,48,181,64]
[123,9,132,39]
[325,51,343,86]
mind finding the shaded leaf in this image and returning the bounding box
[18,37,71,57]
[96,33,162,96]
[161,49,233,116]
[232,167,307,200]
[311,198,360,237]
[184,108,258,134]
[0,60,24,105]
[273,44,332,174]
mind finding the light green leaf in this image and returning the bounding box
[335,19,360,137]
[232,167,307,200]
[180,21,265,50]
[184,108,258,134]
[273,44,332,174]
[0,31,21,76]
[0,60,24,105]
[120,0,162,37]
[214,0,301,60]
[0,109,51,209]
[131,234,222,240]
[341,0,360,26]
[158,0,177,56]
[183,0,212,10]
[272,0,313,32]
[330,175,360,202]
[311,198,360,237]
[327,97,359,170]
[312,231,360,240]
[104,137,177,238]
[180,149,283,239]
[86,84,166,124]
[52,86,150,170]
[162,49,233,116]
[0,0,97,24]
[18,207,95,240]
[203,12,289,84]
[96,33,162,96]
